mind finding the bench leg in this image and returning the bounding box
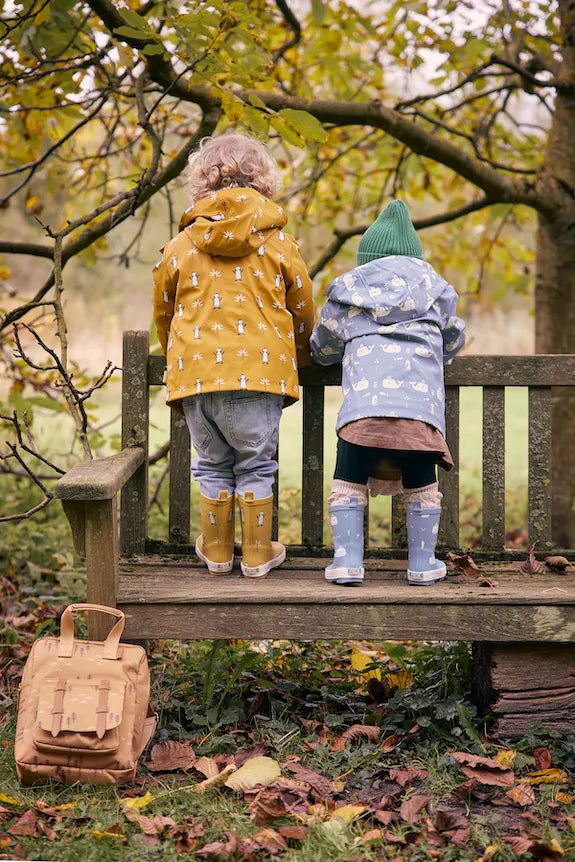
[472,642,575,738]
[85,498,119,641]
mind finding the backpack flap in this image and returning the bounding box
[34,677,126,755]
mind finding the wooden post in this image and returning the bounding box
[439,386,459,548]
[302,385,325,548]
[482,386,505,550]
[472,642,575,738]
[85,499,120,640]
[169,409,191,545]
[120,331,149,555]
[528,387,553,550]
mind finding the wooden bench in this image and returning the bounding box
[55,331,575,738]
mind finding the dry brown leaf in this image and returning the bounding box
[145,740,196,773]
[233,742,270,767]
[534,746,552,770]
[450,751,515,788]
[390,766,429,787]
[7,809,39,837]
[123,808,177,836]
[341,723,380,743]
[399,794,429,823]
[434,808,470,847]
[446,551,482,579]
[194,756,221,779]
[284,762,333,799]
[247,781,310,826]
[278,825,307,841]
[253,827,288,853]
[520,541,545,574]
[506,782,536,807]
[544,555,570,571]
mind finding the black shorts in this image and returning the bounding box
[334,438,437,489]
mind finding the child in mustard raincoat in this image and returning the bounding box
[153,134,315,579]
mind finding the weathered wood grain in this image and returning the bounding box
[54,448,144,501]
[169,410,191,545]
[528,387,553,550]
[121,331,149,555]
[148,353,575,387]
[439,386,459,548]
[302,385,325,547]
[391,496,407,548]
[61,500,85,556]
[473,643,575,737]
[85,499,119,640]
[482,387,505,550]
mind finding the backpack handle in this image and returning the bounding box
[58,603,125,660]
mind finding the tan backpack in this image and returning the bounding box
[15,603,156,786]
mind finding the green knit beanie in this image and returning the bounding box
[356,199,423,265]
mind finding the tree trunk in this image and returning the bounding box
[535,0,575,547]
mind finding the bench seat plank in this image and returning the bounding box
[55,447,145,501]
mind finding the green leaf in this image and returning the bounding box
[248,93,267,110]
[269,114,304,148]
[142,42,165,56]
[278,108,327,143]
[311,0,326,25]
[113,26,151,42]
[118,9,152,32]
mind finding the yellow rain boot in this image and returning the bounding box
[196,490,234,575]
[238,492,286,579]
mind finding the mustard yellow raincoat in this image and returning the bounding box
[152,187,315,407]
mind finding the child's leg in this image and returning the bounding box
[398,453,446,586]
[324,439,373,586]
[182,395,236,574]
[222,392,285,578]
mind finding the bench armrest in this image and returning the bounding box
[54,447,145,501]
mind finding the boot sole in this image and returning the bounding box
[241,547,286,579]
[325,566,364,586]
[195,539,234,575]
[407,563,447,586]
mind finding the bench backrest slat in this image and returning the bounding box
[120,330,149,555]
[482,386,506,550]
[528,386,553,550]
[169,411,191,544]
[302,385,325,547]
[438,386,460,548]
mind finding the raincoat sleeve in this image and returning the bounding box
[310,297,346,366]
[152,248,176,356]
[283,241,316,368]
[437,282,466,366]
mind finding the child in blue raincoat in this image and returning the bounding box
[310,200,466,586]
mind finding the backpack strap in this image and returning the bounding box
[58,604,125,660]
[95,679,111,739]
[50,678,68,737]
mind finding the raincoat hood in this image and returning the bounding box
[179,187,288,258]
[326,257,449,325]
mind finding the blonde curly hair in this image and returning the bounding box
[187,133,280,203]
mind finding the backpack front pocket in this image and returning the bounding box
[34,678,125,755]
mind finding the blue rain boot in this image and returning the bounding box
[406,501,447,586]
[325,497,364,586]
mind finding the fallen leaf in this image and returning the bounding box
[495,749,517,769]
[0,793,20,806]
[123,808,177,835]
[557,793,573,805]
[399,794,429,823]
[434,808,470,847]
[544,555,570,572]
[121,790,154,811]
[390,766,429,787]
[534,746,552,770]
[194,763,237,793]
[7,809,38,837]
[374,810,394,825]
[385,669,414,688]
[284,761,333,799]
[194,756,221,779]
[506,782,536,806]
[446,551,482,579]
[341,724,380,742]
[234,742,270,767]
[145,740,196,772]
[355,827,383,845]
[253,827,288,853]
[478,844,500,861]
[278,825,306,840]
[367,676,391,703]
[520,541,545,573]
[0,836,11,848]
[450,751,514,787]
[225,756,281,791]
[91,824,126,841]
[247,781,310,825]
[330,803,366,823]
[350,646,381,680]
[525,768,569,785]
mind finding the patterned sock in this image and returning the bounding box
[402,482,442,509]
[328,479,368,507]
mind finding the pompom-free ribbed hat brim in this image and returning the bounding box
[357,199,423,265]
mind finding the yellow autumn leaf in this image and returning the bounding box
[495,749,517,769]
[25,194,39,211]
[121,790,154,810]
[91,827,125,840]
[0,265,12,281]
[330,803,366,823]
[475,844,499,862]
[0,792,20,806]
[225,756,281,792]
[350,647,381,681]
[558,793,574,805]
[385,669,414,689]
[53,801,80,811]
[525,768,570,785]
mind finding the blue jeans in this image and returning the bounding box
[182,391,283,499]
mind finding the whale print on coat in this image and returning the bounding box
[310,256,465,435]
